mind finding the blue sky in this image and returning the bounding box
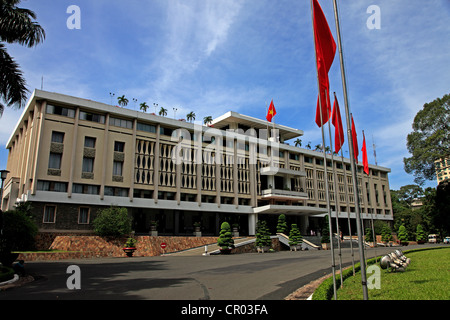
[1,0,449,190]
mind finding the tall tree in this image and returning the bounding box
[139,102,148,112]
[404,93,450,185]
[294,138,302,147]
[117,95,128,107]
[203,116,213,126]
[0,0,46,115]
[186,111,195,123]
[159,107,167,116]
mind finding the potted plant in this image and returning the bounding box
[255,220,271,253]
[217,222,235,254]
[289,224,303,251]
[232,223,239,237]
[416,224,427,244]
[150,220,158,236]
[193,222,202,237]
[321,216,331,250]
[123,237,137,257]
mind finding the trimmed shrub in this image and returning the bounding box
[255,220,271,248]
[92,206,132,238]
[277,214,288,234]
[289,224,302,247]
[217,222,235,249]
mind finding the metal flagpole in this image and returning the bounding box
[310,0,337,299]
[334,92,355,275]
[332,0,369,300]
[340,142,356,275]
[327,118,344,287]
[364,133,378,263]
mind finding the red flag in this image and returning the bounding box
[266,100,276,122]
[331,94,344,153]
[362,131,369,175]
[351,115,358,163]
[313,0,336,127]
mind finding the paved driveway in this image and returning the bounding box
[0,244,437,300]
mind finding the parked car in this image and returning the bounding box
[444,237,450,244]
[428,234,440,243]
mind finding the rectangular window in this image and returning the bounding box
[37,180,67,192]
[137,122,156,133]
[82,157,94,173]
[43,205,56,223]
[104,187,128,197]
[113,161,123,176]
[48,152,62,169]
[51,131,65,143]
[110,117,133,129]
[79,111,105,123]
[114,141,125,152]
[78,207,90,224]
[72,184,99,195]
[46,104,75,118]
[84,136,96,148]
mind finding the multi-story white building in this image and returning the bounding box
[435,157,450,184]
[2,90,393,236]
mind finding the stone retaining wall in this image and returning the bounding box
[19,235,219,261]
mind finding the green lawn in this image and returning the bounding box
[337,247,450,300]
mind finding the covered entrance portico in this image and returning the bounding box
[253,205,327,235]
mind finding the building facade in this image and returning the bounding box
[435,157,450,184]
[2,90,393,236]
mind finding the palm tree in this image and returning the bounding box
[0,0,46,115]
[117,95,128,107]
[186,111,196,123]
[315,144,322,151]
[159,107,167,116]
[306,141,312,150]
[203,116,213,126]
[140,102,149,112]
[294,138,302,147]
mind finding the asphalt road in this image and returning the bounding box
[0,244,439,300]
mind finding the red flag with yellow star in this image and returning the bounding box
[266,100,276,122]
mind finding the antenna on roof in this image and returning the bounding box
[41,76,44,90]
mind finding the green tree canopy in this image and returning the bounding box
[404,93,450,185]
[92,206,132,238]
[0,0,46,115]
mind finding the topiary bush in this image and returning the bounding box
[381,223,393,244]
[321,215,330,244]
[217,222,235,250]
[92,206,132,238]
[415,224,427,243]
[277,214,288,234]
[289,224,303,249]
[255,220,271,249]
[397,224,409,244]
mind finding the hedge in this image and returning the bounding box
[0,266,15,283]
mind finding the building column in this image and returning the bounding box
[248,213,256,236]
[129,118,137,201]
[153,124,161,203]
[67,107,80,197]
[100,113,110,200]
[31,101,46,195]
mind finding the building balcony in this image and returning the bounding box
[260,166,306,177]
[261,188,308,201]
